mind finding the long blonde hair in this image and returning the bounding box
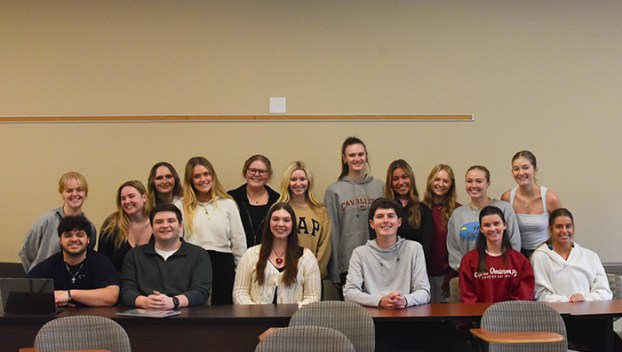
[277,161,323,209]
[100,180,150,249]
[181,156,231,234]
[384,159,422,229]
[422,164,458,226]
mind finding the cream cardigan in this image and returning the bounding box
[232,245,321,305]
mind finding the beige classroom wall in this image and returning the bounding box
[1,1,621,264]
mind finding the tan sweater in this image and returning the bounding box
[290,204,332,278]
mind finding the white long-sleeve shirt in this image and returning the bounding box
[531,242,612,302]
[174,197,247,265]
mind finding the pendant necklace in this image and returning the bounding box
[272,248,285,265]
[199,203,210,218]
[65,262,85,284]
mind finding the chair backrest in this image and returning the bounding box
[34,315,131,352]
[449,276,460,303]
[607,273,622,299]
[481,300,567,352]
[255,325,355,352]
[289,300,374,352]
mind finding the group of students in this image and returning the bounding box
[17,136,616,350]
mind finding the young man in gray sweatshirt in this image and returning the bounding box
[344,198,430,308]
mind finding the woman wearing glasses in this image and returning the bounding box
[228,155,280,248]
[175,156,247,304]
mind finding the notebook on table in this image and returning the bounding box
[0,277,56,315]
[116,308,181,318]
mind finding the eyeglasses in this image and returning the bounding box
[61,231,87,239]
[247,168,268,176]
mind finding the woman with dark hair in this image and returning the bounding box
[422,164,461,303]
[175,156,246,305]
[531,208,611,302]
[447,165,521,272]
[232,203,321,305]
[99,180,152,273]
[459,206,534,303]
[501,150,563,258]
[147,162,182,209]
[228,155,280,248]
[380,159,433,255]
[324,137,384,293]
[531,208,618,350]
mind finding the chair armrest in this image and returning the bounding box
[470,328,564,344]
[258,327,283,342]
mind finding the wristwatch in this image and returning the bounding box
[172,296,179,309]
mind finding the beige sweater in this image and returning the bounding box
[232,245,321,305]
[290,204,332,278]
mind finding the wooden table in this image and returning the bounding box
[1,304,298,352]
[548,300,622,351]
[2,301,621,352]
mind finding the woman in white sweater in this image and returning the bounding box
[531,208,611,302]
[233,203,321,305]
[531,208,618,350]
[175,156,246,305]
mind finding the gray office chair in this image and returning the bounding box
[479,300,567,352]
[255,325,355,352]
[289,300,374,352]
[607,273,622,299]
[34,315,131,352]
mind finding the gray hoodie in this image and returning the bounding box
[343,237,431,307]
[324,176,384,282]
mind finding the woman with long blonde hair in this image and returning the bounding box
[174,156,246,305]
[422,164,460,302]
[99,180,151,273]
[277,161,331,278]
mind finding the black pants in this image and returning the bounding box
[206,250,235,305]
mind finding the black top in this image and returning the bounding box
[370,201,434,257]
[98,228,135,274]
[27,249,119,292]
[227,184,280,248]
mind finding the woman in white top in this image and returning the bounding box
[175,156,247,305]
[277,161,331,278]
[233,202,321,305]
[501,150,562,258]
[531,208,618,350]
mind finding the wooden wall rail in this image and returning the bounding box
[0,114,474,123]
